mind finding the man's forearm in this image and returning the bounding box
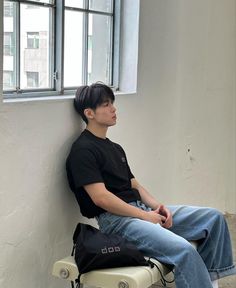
[84,182,165,224]
[97,190,147,218]
[95,190,166,224]
[131,178,162,210]
[85,183,148,219]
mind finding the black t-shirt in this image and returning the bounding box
[66,129,141,218]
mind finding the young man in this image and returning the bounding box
[66,83,235,288]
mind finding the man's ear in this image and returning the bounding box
[84,108,95,120]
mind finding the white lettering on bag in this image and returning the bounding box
[101,246,121,254]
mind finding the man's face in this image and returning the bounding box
[90,100,117,127]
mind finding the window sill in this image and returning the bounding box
[2,90,137,104]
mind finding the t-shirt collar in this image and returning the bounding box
[83,129,109,142]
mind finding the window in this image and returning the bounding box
[27,32,39,49]
[3,0,53,92]
[3,0,118,99]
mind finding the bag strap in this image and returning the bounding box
[71,223,82,256]
[147,257,175,287]
[75,273,83,288]
[73,223,82,244]
[71,223,83,287]
[71,244,76,257]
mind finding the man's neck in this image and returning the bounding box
[86,124,108,139]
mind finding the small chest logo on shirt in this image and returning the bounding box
[121,157,126,163]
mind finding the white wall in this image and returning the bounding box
[111,0,236,212]
[0,1,235,288]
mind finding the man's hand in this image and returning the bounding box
[144,210,167,225]
[154,205,173,228]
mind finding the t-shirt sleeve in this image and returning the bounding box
[127,164,135,180]
[67,148,104,190]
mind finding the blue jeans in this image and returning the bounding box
[96,201,236,288]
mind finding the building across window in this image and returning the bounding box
[3,0,118,99]
[27,32,39,49]
[3,71,14,89]
[26,72,39,88]
[4,32,14,56]
[4,1,13,17]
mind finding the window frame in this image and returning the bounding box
[3,0,120,100]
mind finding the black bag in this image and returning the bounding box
[71,223,175,287]
[71,223,148,278]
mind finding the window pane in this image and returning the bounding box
[3,71,15,90]
[4,1,14,17]
[4,32,14,55]
[65,0,84,9]
[20,3,53,89]
[27,72,39,87]
[89,0,113,13]
[27,32,39,49]
[64,10,83,87]
[3,1,17,90]
[88,14,112,85]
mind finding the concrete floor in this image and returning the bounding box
[153,213,236,288]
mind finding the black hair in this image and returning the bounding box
[74,82,115,124]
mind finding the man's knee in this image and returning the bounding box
[208,207,223,217]
[206,208,225,225]
[180,241,199,261]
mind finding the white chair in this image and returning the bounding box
[52,255,171,288]
[52,242,197,288]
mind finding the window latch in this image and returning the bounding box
[53,71,58,81]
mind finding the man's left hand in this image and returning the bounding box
[154,205,173,228]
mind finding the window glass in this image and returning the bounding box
[89,0,112,13]
[64,10,84,87]
[27,32,39,49]
[3,71,15,90]
[26,71,39,87]
[20,3,52,89]
[4,32,15,55]
[88,13,112,85]
[4,1,14,17]
[65,0,84,9]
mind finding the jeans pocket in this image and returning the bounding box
[97,212,118,233]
